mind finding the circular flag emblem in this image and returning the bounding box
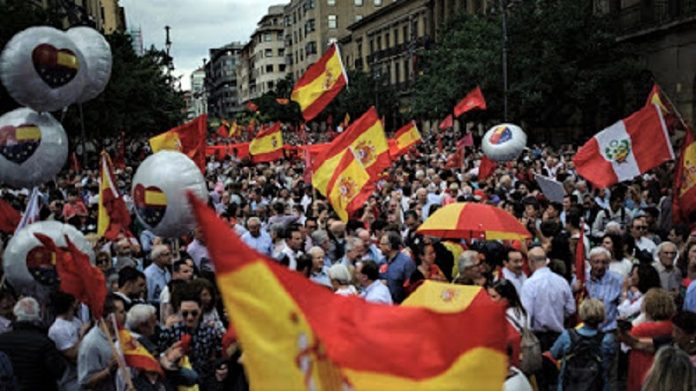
[133,184,168,228]
[489,125,513,145]
[0,123,41,164]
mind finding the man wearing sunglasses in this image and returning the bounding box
[159,289,223,387]
[630,216,657,255]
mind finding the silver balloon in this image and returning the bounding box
[0,107,68,188]
[481,123,528,162]
[67,27,112,103]
[0,26,88,112]
[3,221,94,300]
[132,151,209,238]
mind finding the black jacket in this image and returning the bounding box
[0,321,66,391]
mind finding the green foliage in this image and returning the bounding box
[410,1,647,134]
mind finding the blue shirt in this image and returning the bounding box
[361,280,393,305]
[144,263,170,304]
[379,251,416,304]
[241,230,273,256]
[585,270,623,331]
[520,267,576,333]
[684,280,696,312]
[550,325,616,391]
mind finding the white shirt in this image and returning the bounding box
[502,267,527,295]
[49,316,82,351]
[609,258,634,279]
[361,280,393,305]
[635,236,657,255]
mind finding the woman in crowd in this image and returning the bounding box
[601,233,633,278]
[641,346,695,391]
[405,242,447,294]
[618,263,662,323]
[328,264,358,296]
[488,279,529,369]
[626,288,677,391]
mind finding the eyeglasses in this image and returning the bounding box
[633,226,648,230]
[181,310,199,318]
[661,251,677,256]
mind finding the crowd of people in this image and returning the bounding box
[0,123,694,391]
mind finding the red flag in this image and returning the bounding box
[457,132,474,148]
[69,152,81,172]
[478,156,497,180]
[574,227,587,306]
[34,234,107,318]
[246,101,259,112]
[573,105,674,189]
[439,115,454,130]
[149,114,208,172]
[303,148,313,184]
[98,152,133,240]
[0,200,20,233]
[436,135,444,153]
[454,86,487,117]
[645,83,679,134]
[216,120,230,138]
[326,113,334,128]
[114,131,126,169]
[445,149,463,169]
[673,128,696,224]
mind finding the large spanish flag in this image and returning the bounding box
[312,107,390,196]
[673,127,696,224]
[249,122,284,163]
[97,152,132,240]
[188,193,507,390]
[149,114,207,171]
[326,149,375,222]
[291,43,348,122]
[118,328,164,376]
[388,121,421,158]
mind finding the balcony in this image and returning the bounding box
[617,0,696,35]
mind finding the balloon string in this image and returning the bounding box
[60,106,70,123]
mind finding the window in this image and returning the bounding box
[327,0,335,5]
[305,41,317,55]
[265,49,273,57]
[377,35,381,50]
[279,64,286,72]
[328,15,337,29]
[263,33,272,42]
[395,60,400,83]
[374,0,382,5]
[403,25,409,42]
[268,81,274,89]
[305,18,316,34]
[394,28,399,44]
[355,15,363,22]
[354,0,363,5]
[278,48,285,57]
[385,32,390,48]
[266,65,274,73]
[300,48,304,61]
[277,32,283,40]
[308,0,315,9]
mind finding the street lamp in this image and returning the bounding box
[501,0,509,122]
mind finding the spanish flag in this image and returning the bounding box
[97,152,132,240]
[673,127,696,224]
[149,114,207,171]
[388,121,421,158]
[291,43,348,122]
[249,122,284,163]
[187,194,507,390]
[326,149,374,222]
[118,328,164,376]
[312,107,390,196]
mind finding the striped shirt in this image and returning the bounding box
[585,270,624,332]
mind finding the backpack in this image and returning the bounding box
[507,314,543,375]
[561,329,605,391]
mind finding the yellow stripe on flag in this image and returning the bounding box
[149,131,182,152]
[145,190,167,206]
[291,50,345,110]
[396,125,421,149]
[16,126,41,140]
[249,131,283,155]
[328,151,371,222]
[97,153,111,238]
[56,52,79,69]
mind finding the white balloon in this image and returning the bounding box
[3,221,94,299]
[481,123,528,162]
[67,27,112,103]
[131,151,209,238]
[0,26,88,112]
[0,107,68,188]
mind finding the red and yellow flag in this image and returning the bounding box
[249,122,284,163]
[149,114,208,171]
[311,107,390,196]
[388,121,421,158]
[97,152,132,240]
[187,193,507,390]
[291,43,348,122]
[673,127,696,224]
[118,329,164,376]
[645,84,671,115]
[454,86,487,117]
[326,149,375,222]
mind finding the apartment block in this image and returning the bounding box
[206,42,244,119]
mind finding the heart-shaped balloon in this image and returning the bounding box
[133,184,168,227]
[0,26,87,112]
[0,107,68,188]
[0,123,41,164]
[132,151,208,237]
[3,221,94,300]
[31,43,80,88]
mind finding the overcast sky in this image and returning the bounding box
[120,0,283,90]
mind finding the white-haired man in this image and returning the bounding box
[653,241,682,292]
[144,244,172,304]
[574,247,623,332]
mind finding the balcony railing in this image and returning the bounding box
[618,0,696,34]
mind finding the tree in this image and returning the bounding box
[410,1,646,136]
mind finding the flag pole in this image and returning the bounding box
[100,316,135,390]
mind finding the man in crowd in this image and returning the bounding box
[378,231,415,304]
[653,241,682,292]
[631,216,658,255]
[501,247,527,294]
[580,247,623,332]
[521,246,576,350]
[144,244,172,305]
[114,266,147,311]
[356,261,393,304]
[241,216,273,255]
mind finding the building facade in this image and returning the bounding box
[33,0,126,33]
[206,42,244,119]
[188,68,207,119]
[237,5,288,103]
[283,0,389,81]
[593,0,696,124]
